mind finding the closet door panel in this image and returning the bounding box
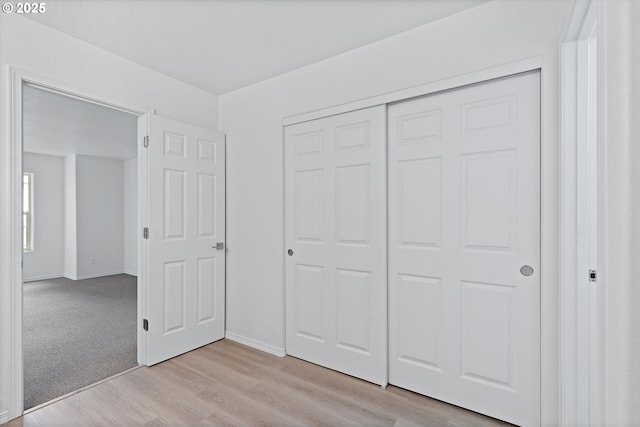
[388,72,541,427]
[285,105,387,385]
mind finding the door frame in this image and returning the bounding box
[560,1,600,424]
[3,66,154,419]
[282,56,560,424]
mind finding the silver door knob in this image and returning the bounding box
[520,265,534,276]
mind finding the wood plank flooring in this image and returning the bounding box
[4,339,513,426]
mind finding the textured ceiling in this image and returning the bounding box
[24,0,488,95]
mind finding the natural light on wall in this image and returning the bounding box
[23,172,34,252]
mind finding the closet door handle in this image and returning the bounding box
[287,249,294,256]
[520,265,534,276]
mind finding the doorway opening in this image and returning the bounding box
[21,82,141,410]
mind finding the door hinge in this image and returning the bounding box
[143,319,149,331]
[143,135,149,148]
[143,227,149,239]
[589,269,597,283]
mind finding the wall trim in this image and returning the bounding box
[73,271,128,281]
[560,1,601,425]
[225,331,286,357]
[282,56,542,126]
[23,274,64,283]
[0,410,8,424]
[137,115,149,367]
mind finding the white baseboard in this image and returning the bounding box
[38,272,134,282]
[0,410,9,424]
[23,273,63,282]
[74,270,126,280]
[225,331,286,357]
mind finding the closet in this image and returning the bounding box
[284,71,540,427]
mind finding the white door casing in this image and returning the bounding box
[284,106,387,386]
[143,114,225,366]
[387,72,541,426]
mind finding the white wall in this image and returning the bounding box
[26,153,133,281]
[0,14,219,420]
[22,153,64,282]
[0,14,219,128]
[63,155,77,279]
[631,5,640,423]
[75,155,124,279]
[219,1,572,424]
[123,158,137,276]
[599,1,640,424]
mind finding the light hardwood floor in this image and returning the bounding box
[5,339,513,426]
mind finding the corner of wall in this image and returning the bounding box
[224,331,286,358]
[63,154,78,279]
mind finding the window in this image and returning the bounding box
[23,172,34,252]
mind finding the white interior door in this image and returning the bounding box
[388,72,541,426]
[285,106,387,385]
[143,114,225,366]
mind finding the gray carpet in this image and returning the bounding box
[23,274,137,410]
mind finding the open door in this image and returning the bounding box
[140,114,225,366]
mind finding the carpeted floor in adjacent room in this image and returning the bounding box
[23,274,137,410]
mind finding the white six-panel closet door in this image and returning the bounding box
[387,72,541,427]
[283,72,541,427]
[284,106,387,386]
